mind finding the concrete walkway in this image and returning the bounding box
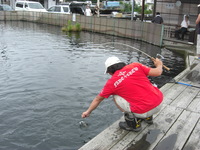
[79,57,200,150]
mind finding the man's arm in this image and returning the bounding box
[81,95,105,118]
[196,14,200,25]
[148,58,163,76]
[161,17,164,24]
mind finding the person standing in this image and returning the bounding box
[175,15,190,40]
[196,4,200,59]
[84,5,92,16]
[152,12,164,24]
[81,56,163,132]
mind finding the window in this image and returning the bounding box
[3,5,12,11]
[54,6,61,12]
[48,6,55,12]
[16,3,23,8]
[63,7,69,13]
[28,3,44,9]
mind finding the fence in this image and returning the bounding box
[0,11,164,47]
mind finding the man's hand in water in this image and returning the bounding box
[81,111,90,118]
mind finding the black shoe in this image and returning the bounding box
[119,121,142,132]
[144,116,153,124]
[120,112,142,132]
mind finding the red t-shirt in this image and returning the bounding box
[99,63,163,114]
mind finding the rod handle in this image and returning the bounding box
[163,64,170,71]
[151,57,170,71]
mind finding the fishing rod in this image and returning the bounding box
[169,79,200,88]
[101,42,171,71]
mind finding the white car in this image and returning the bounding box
[15,1,47,12]
[47,5,71,14]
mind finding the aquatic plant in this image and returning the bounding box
[62,20,82,32]
[75,23,81,32]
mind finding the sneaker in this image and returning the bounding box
[119,121,142,132]
[144,116,153,124]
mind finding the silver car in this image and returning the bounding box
[47,5,71,14]
[0,4,13,11]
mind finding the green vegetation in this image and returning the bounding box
[119,1,132,13]
[62,20,82,32]
[134,3,152,14]
[119,1,152,15]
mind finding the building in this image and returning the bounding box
[155,0,199,27]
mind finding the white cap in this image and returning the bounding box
[198,4,200,7]
[104,56,122,74]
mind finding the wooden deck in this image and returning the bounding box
[79,57,200,150]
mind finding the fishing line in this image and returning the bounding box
[99,42,170,71]
[81,42,107,74]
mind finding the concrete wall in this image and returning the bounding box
[0,11,164,46]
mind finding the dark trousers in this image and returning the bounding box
[175,27,187,40]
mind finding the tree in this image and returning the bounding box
[134,3,152,15]
[119,1,132,13]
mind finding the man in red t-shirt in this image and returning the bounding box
[82,56,163,132]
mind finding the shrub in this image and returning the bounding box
[61,20,82,32]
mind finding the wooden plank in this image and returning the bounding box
[170,86,199,109]
[109,122,149,150]
[152,110,199,150]
[162,83,187,104]
[187,92,200,113]
[160,67,191,94]
[162,61,199,94]
[110,105,183,150]
[78,116,129,150]
[160,83,174,94]
[182,119,200,150]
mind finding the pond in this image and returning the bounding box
[0,21,185,150]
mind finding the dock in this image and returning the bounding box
[79,57,200,150]
[163,38,196,53]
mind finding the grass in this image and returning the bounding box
[62,20,82,32]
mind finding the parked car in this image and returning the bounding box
[0,4,13,11]
[15,1,47,12]
[47,5,70,14]
[69,2,87,15]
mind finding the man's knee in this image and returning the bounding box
[113,95,131,112]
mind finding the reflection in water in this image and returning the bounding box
[0,21,185,150]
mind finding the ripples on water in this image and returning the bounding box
[0,21,185,150]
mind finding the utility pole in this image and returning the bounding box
[153,0,157,17]
[131,0,135,20]
[97,0,100,17]
[141,0,145,21]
